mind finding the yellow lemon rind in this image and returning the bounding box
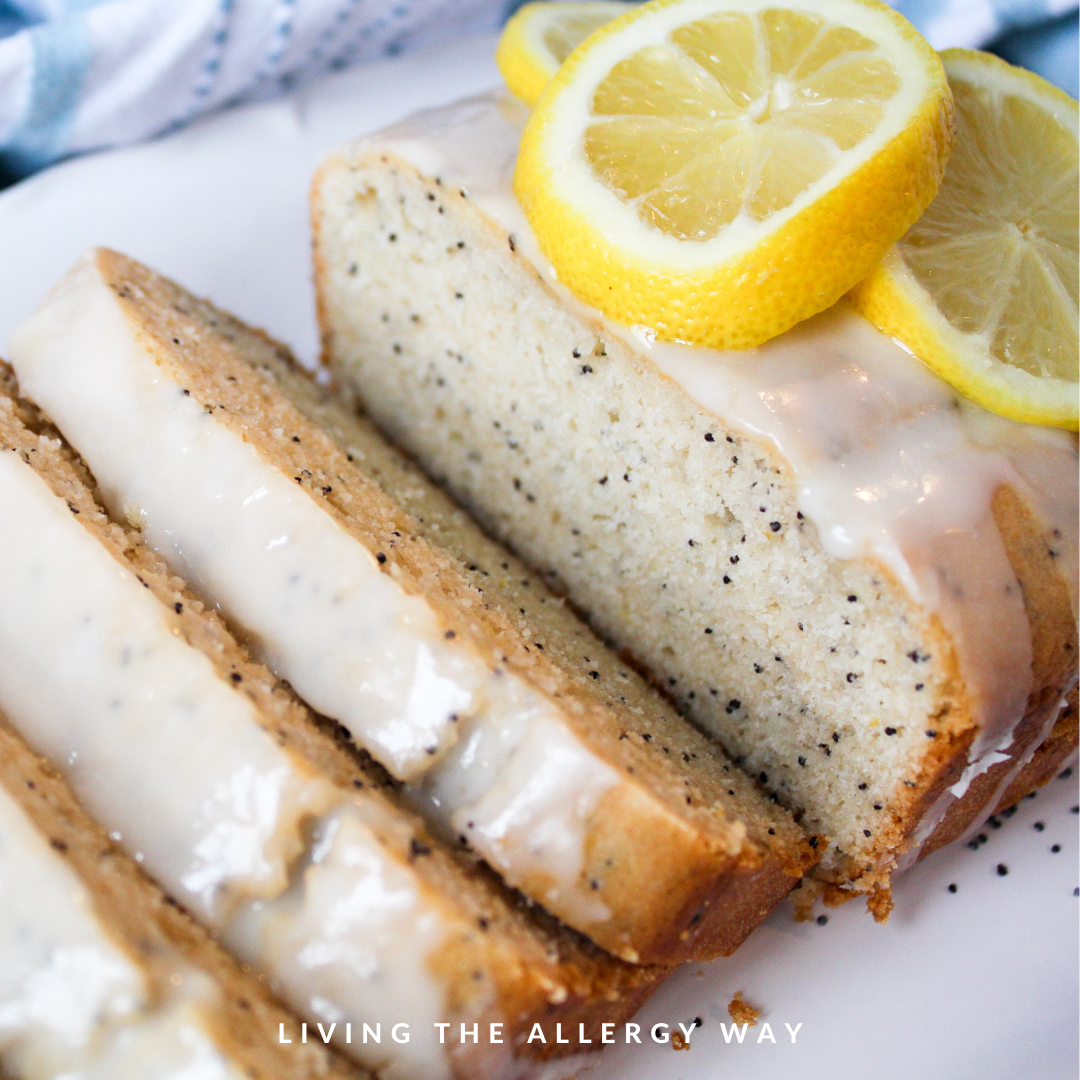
[939,46,1079,121]
[851,250,1079,430]
[496,2,556,106]
[852,49,1078,430]
[514,0,955,350]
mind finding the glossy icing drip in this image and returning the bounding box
[0,444,452,1075]
[365,89,1079,836]
[0,783,244,1080]
[9,252,624,931]
[227,805,453,1080]
[0,449,335,926]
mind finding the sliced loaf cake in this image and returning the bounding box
[0,718,363,1080]
[0,363,658,1080]
[8,248,816,963]
[310,93,1079,908]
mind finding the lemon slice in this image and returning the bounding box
[497,1,633,105]
[513,0,953,350]
[851,50,1078,430]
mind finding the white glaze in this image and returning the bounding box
[0,784,243,1080]
[9,257,482,783]
[8,251,634,932]
[419,677,619,926]
[76,997,248,1080]
[364,89,1078,836]
[0,442,458,1075]
[0,782,143,1075]
[0,448,335,924]
[227,804,452,1080]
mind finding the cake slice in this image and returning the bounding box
[310,92,1079,908]
[0,718,361,1080]
[8,248,816,964]
[0,364,658,1079]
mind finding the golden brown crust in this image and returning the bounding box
[0,717,364,1080]
[819,476,1078,887]
[993,685,1077,812]
[915,485,1078,861]
[87,247,815,965]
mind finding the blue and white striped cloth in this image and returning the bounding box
[0,0,1075,183]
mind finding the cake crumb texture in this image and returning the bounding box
[311,145,1078,896]
[727,992,761,1027]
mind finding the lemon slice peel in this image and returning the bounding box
[514,0,954,349]
[497,1,634,105]
[851,49,1078,430]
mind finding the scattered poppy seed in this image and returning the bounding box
[996,864,1008,876]
[816,915,828,926]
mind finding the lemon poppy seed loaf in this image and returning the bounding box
[311,93,1079,904]
[0,356,662,1080]
[8,249,816,968]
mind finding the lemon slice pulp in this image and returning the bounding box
[497,1,633,105]
[514,0,953,349]
[852,50,1078,429]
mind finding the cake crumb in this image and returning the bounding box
[823,883,858,908]
[789,879,823,921]
[671,1031,690,1051]
[728,992,760,1027]
[866,884,894,923]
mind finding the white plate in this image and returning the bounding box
[0,32,1075,1080]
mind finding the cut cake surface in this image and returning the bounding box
[7,248,816,964]
[310,94,1079,900]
